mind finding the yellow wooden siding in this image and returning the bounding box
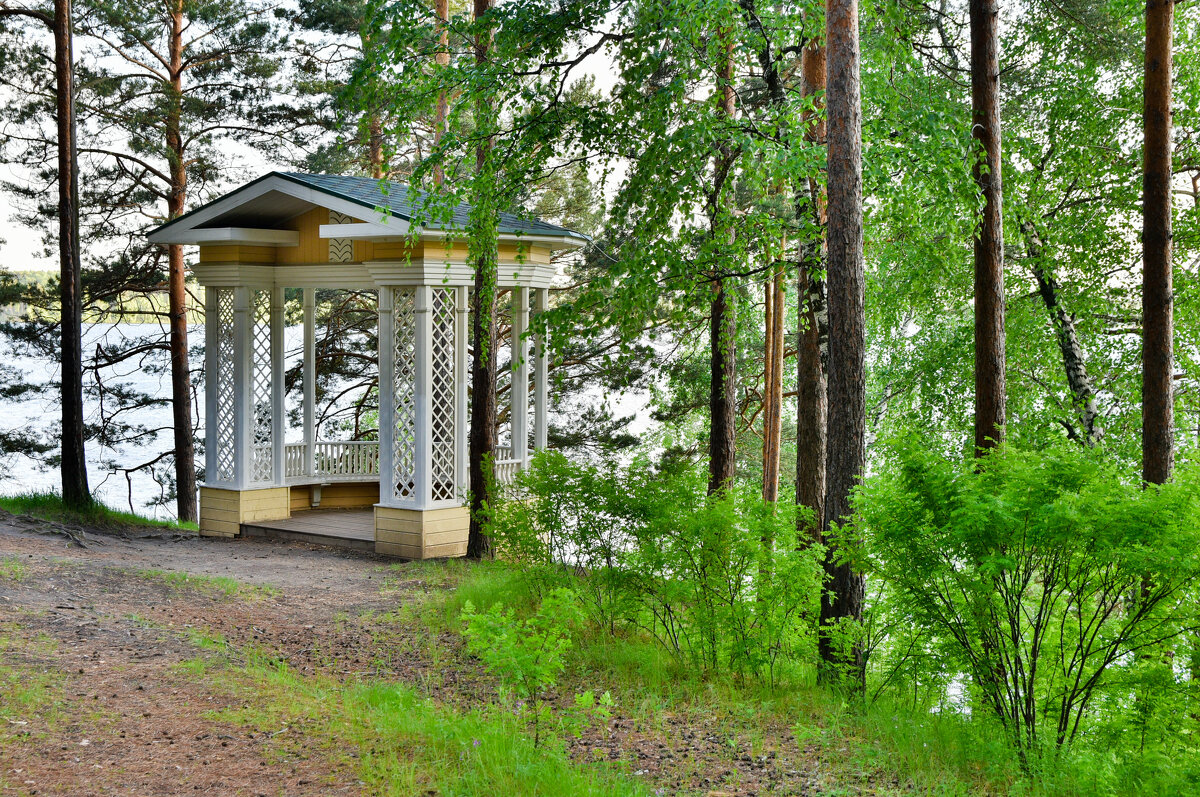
[276,207,341,264]
[198,245,276,264]
[198,486,289,536]
[373,505,468,559]
[289,482,380,512]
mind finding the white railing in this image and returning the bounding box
[263,440,531,486]
[278,440,380,482]
[284,443,306,478]
[493,458,522,485]
[492,444,531,486]
[314,441,380,478]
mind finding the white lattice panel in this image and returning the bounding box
[431,288,457,501]
[250,289,273,483]
[392,287,417,501]
[214,288,236,482]
[328,210,354,262]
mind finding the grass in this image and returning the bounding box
[0,555,29,582]
[406,558,1200,797]
[137,568,279,600]
[0,491,198,532]
[187,644,649,796]
[0,625,69,732]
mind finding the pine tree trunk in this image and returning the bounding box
[708,34,737,496]
[762,263,785,503]
[820,0,866,681]
[796,36,827,542]
[1142,0,1174,486]
[166,0,197,523]
[970,0,1006,454]
[55,0,89,509]
[466,0,498,559]
[368,115,385,179]
[432,0,449,187]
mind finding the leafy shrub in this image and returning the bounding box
[461,587,583,746]
[489,452,823,683]
[853,439,1200,761]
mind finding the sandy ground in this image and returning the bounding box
[0,512,842,797]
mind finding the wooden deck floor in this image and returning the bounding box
[241,509,375,553]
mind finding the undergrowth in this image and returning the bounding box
[190,644,648,796]
[0,491,198,532]
[419,558,1196,796]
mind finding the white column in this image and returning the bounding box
[270,287,286,486]
[232,286,252,490]
[377,287,395,506]
[203,286,218,484]
[534,287,549,452]
[511,287,529,466]
[414,285,434,509]
[303,288,316,477]
[454,285,469,502]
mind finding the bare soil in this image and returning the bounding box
[0,512,842,796]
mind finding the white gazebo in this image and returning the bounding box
[148,172,587,558]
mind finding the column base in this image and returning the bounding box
[199,486,290,538]
[374,505,469,559]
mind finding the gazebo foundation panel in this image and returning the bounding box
[198,486,290,538]
[288,482,380,512]
[374,505,470,560]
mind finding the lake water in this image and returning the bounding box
[2,322,652,521]
[1,322,305,521]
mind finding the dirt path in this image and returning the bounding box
[0,513,840,797]
[0,514,418,796]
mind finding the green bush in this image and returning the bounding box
[489,452,823,683]
[462,587,583,747]
[853,440,1200,763]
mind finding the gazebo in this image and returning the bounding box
[148,172,587,558]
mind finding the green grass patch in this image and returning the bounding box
[0,625,69,733]
[197,647,648,796]
[137,568,278,600]
[0,491,198,532]
[0,555,29,582]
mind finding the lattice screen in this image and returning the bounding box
[250,289,273,483]
[328,210,354,263]
[213,288,237,482]
[431,288,457,501]
[391,287,418,502]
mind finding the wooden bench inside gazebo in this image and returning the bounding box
[148,172,587,558]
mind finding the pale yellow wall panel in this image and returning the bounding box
[423,541,468,559]
[375,528,422,546]
[199,508,241,523]
[198,245,277,264]
[376,542,423,559]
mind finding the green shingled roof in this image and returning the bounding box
[154,171,591,241]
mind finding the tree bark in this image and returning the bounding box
[466,0,498,559]
[708,34,737,496]
[1020,220,1101,447]
[432,0,449,187]
[166,0,197,522]
[54,0,89,509]
[820,0,866,680]
[1142,0,1174,486]
[970,0,1006,454]
[709,277,737,494]
[796,37,827,542]
[762,261,785,503]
